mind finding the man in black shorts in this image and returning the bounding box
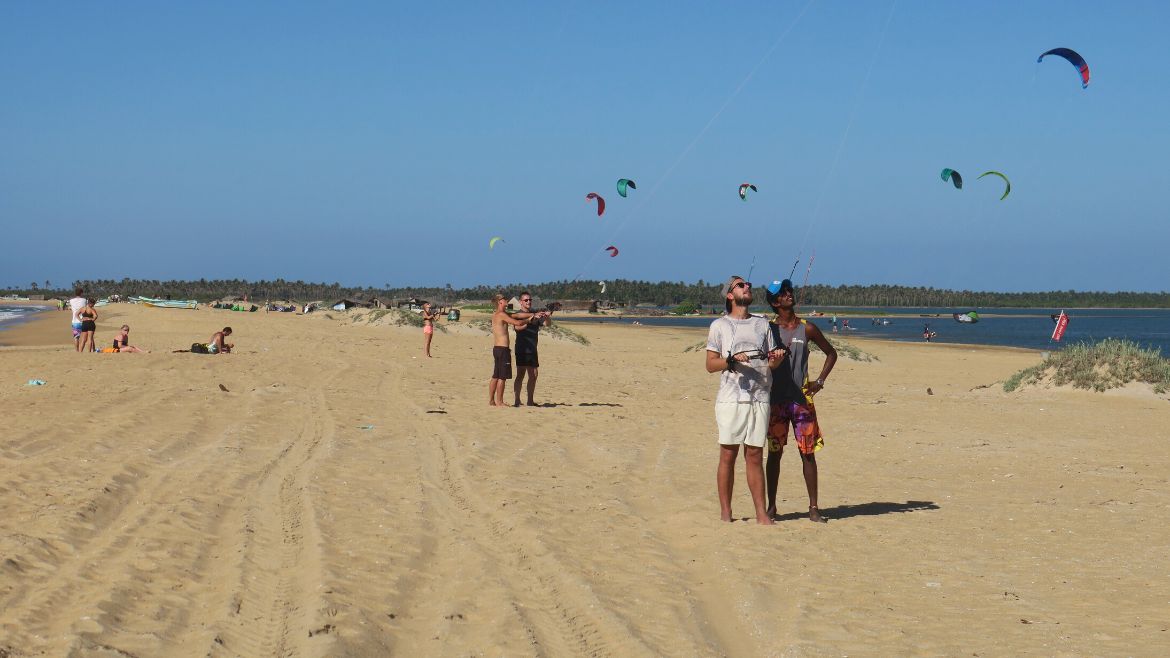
[489,293,529,407]
[510,291,551,407]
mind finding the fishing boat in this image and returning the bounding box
[137,296,199,309]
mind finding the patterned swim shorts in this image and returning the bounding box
[767,399,824,455]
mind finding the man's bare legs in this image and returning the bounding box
[718,444,774,524]
[766,446,825,522]
[801,452,825,522]
[424,332,433,357]
[513,366,538,406]
[489,378,507,407]
[766,447,781,517]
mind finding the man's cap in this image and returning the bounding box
[718,275,744,299]
[719,275,745,312]
[765,279,795,303]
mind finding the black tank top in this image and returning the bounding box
[769,319,809,404]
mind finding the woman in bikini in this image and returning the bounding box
[77,299,98,353]
[113,325,148,353]
[422,303,437,357]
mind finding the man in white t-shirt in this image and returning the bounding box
[68,288,87,351]
[705,275,785,524]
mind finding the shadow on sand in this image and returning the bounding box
[770,500,939,523]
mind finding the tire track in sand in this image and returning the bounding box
[206,375,335,658]
[391,372,658,657]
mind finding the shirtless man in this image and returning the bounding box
[488,294,528,407]
[209,327,234,354]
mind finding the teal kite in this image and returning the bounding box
[738,183,758,201]
[616,179,636,198]
[978,171,1011,200]
[940,169,962,190]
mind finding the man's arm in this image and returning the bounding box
[804,323,837,393]
[502,313,529,330]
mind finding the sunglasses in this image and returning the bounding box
[732,281,751,290]
[520,298,532,302]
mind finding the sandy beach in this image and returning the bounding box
[2,303,1168,656]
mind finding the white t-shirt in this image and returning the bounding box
[69,297,87,324]
[706,314,776,403]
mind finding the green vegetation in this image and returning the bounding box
[1004,339,1170,393]
[467,319,492,333]
[13,277,1165,309]
[672,300,700,315]
[818,336,878,362]
[544,322,590,345]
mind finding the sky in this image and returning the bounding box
[2,1,1168,292]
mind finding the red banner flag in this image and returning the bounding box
[1051,310,1069,342]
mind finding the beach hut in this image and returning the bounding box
[331,298,369,311]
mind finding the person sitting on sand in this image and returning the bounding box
[77,299,98,353]
[208,327,234,354]
[112,325,149,353]
[488,293,528,407]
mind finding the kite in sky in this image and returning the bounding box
[738,183,758,201]
[940,168,963,190]
[978,171,1011,200]
[489,236,504,249]
[617,179,636,198]
[586,192,606,217]
[1038,47,1090,89]
[605,245,619,257]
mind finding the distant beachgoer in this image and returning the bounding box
[69,288,86,350]
[209,327,234,354]
[706,275,784,524]
[488,293,528,407]
[764,278,837,523]
[923,323,934,342]
[77,299,98,353]
[510,291,552,407]
[112,325,148,353]
[421,302,438,357]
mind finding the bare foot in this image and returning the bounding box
[766,505,777,519]
[757,515,776,525]
[720,513,733,522]
[808,506,827,523]
[526,401,538,407]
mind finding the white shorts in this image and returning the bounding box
[715,402,770,447]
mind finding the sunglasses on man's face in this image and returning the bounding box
[520,298,531,302]
[733,281,751,290]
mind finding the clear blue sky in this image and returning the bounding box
[2,1,1167,292]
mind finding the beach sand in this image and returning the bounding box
[1,303,1167,656]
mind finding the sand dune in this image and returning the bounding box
[2,304,1167,656]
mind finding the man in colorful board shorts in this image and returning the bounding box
[68,288,87,350]
[764,278,837,523]
[705,275,785,525]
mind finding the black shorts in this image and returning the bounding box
[515,346,539,368]
[80,320,96,332]
[492,346,512,380]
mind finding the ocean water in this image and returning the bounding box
[558,307,1170,356]
[0,304,52,334]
